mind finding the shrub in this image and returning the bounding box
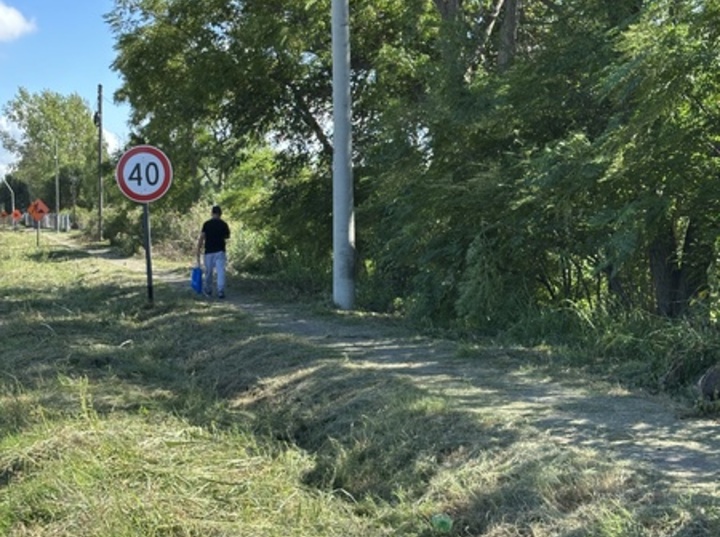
[101,205,144,256]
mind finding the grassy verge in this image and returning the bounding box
[1,230,719,536]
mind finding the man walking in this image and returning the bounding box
[196,205,231,298]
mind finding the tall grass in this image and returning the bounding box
[488,298,720,401]
[1,230,719,536]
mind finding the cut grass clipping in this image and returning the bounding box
[0,230,719,536]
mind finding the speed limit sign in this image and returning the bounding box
[115,145,173,203]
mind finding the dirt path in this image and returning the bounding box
[227,295,720,490]
[50,234,720,492]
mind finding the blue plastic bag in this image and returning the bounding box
[190,266,203,294]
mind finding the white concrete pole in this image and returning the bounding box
[2,178,15,213]
[331,0,355,310]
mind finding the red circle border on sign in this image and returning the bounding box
[115,145,173,203]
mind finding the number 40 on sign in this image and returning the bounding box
[115,145,173,203]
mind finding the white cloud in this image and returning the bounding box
[0,2,36,42]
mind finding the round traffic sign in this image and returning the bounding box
[115,145,173,203]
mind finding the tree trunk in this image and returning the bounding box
[433,0,462,20]
[604,265,632,309]
[673,219,712,315]
[648,219,711,317]
[498,0,520,71]
[648,225,680,317]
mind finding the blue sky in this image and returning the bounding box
[0,0,131,174]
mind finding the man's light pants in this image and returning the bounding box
[204,251,226,295]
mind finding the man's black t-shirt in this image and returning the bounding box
[202,218,230,254]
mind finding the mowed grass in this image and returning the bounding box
[1,230,719,536]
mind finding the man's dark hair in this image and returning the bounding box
[212,205,222,216]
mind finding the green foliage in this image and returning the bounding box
[102,205,144,255]
[456,233,535,333]
[105,0,444,295]
[98,0,720,346]
[147,202,269,270]
[586,308,720,392]
[70,206,94,233]
[1,88,107,210]
[236,156,333,289]
[147,204,207,260]
[492,300,720,398]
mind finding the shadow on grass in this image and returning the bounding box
[0,272,517,507]
[28,249,93,262]
[452,451,720,537]
[2,240,719,524]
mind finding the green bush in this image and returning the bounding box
[456,234,536,333]
[101,205,144,256]
[149,205,207,261]
[124,203,271,273]
[226,224,268,273]
[69,207,92,232]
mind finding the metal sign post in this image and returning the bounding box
[143,203,154,303]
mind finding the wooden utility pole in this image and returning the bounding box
[96,84,104,241]
[54,138,59,232]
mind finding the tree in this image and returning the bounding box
[108,0,720,327]
[107,0,441,272]
[596,0,720,316]
[360,0,649,322]
[0,88,104,211]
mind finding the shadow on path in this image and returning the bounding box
[47,233,720,491]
